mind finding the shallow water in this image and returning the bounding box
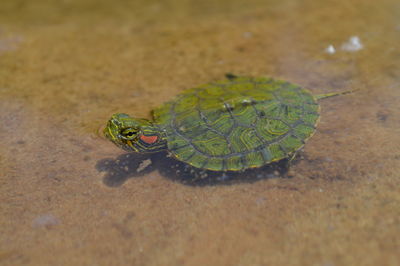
[1,0,400,265]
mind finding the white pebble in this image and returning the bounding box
[136,159,152,173]
[32,214,59,228]
[341,36,363,52]
[325,45,336,54]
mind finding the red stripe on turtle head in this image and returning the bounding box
[140,135,158,144]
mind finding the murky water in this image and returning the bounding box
[1,0,399,265]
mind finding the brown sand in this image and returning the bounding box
[0,0,399,265]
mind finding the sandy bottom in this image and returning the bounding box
[1,0,399,265]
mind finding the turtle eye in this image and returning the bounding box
[120,128,139,140]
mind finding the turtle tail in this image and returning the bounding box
[315,89,358,100]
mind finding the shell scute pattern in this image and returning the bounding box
[153,77,320,171]
[229,126,263,153]
[207,114,234,136]
[191,131,229,156]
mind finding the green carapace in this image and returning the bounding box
[104,75,352,172]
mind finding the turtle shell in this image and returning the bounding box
[153,76,320,171]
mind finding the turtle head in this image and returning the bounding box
[104,113,167,153]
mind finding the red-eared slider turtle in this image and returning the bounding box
[104,75,353,171]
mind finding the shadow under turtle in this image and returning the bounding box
[96,152,294,187]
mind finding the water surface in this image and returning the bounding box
[1,0,399,265]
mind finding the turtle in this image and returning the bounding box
[103,75,353,172]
